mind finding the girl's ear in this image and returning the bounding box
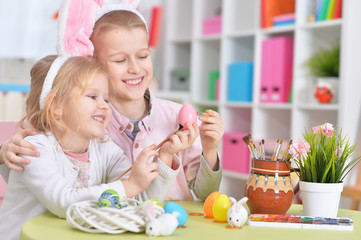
[52,106,63,120]
[50,99,64,120]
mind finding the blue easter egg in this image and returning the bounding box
[164,201,188,227]
[97,189,120,208]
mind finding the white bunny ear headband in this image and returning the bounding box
[39,0,147,108]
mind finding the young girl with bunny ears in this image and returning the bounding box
[0,55,185,240]
[0,0,224,201]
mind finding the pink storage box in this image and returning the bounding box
[203,16,222,35]
[222,132,250,174]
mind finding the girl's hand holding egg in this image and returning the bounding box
[154,104,200,168]
[177,104,198,129]
[159,122,199,167]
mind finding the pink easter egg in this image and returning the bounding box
[178,104,197,129]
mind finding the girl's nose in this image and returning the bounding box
[99,99,109,109]
[128,58,141,74]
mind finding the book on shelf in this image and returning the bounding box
[260,0,295,28]
[149,6,163,47]
[313,0,342,22]
[273,20,295,27]
[272,13,295,27]
[320,0,330,21]
[326,0,336,20]
[259,37,293,103]
[209,70,219,101]
[315,0,324,21]
[333,0,342,19]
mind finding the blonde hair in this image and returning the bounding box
[21,55,109,140]
[91,10,148,45]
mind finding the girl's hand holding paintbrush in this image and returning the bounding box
[114,104,203,181]
[114,123,199,182]
[122,144,160,197]
[159,122,199,168]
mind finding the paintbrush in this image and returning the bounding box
[273,138,283,160]
[261,139,265,159]
[271,139,280,160]
[114,125,183,182]
[154,125,183,149]
[259,142,263,159]
[248,134,260,159]
[281,140,293,161]
[242,135,256,158]
[197,112,209,117]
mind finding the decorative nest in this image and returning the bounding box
[66,199,164,234]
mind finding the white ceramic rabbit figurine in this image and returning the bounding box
[144,201,179,237]
[227,197,249,228]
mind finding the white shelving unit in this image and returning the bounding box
[159,0,361,199]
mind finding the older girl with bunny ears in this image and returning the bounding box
[0,0,224,201]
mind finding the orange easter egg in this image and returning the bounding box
[212,194,231,222]
[203,191,221,218]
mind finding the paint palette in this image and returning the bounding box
[248,214,353,231]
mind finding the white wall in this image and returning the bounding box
[0,0,61,59]
[0,0,163,60]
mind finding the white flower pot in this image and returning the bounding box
[299,181,343,218]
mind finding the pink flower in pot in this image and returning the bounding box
[312,123,334,137]
[290,141,310,160]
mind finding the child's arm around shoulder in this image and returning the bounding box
[0,128,39,173]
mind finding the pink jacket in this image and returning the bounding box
[107,90,221,200]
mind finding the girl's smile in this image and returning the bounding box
[91,114,107,124]
[123,76,144,87]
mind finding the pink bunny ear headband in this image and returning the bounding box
[39,0,147,108]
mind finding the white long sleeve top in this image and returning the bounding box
[0,134,179,240]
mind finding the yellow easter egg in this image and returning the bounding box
[204,191,221,218]
[212,194,230,222]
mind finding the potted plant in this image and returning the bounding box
[289,123,361,217]
[306,45,340,104]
